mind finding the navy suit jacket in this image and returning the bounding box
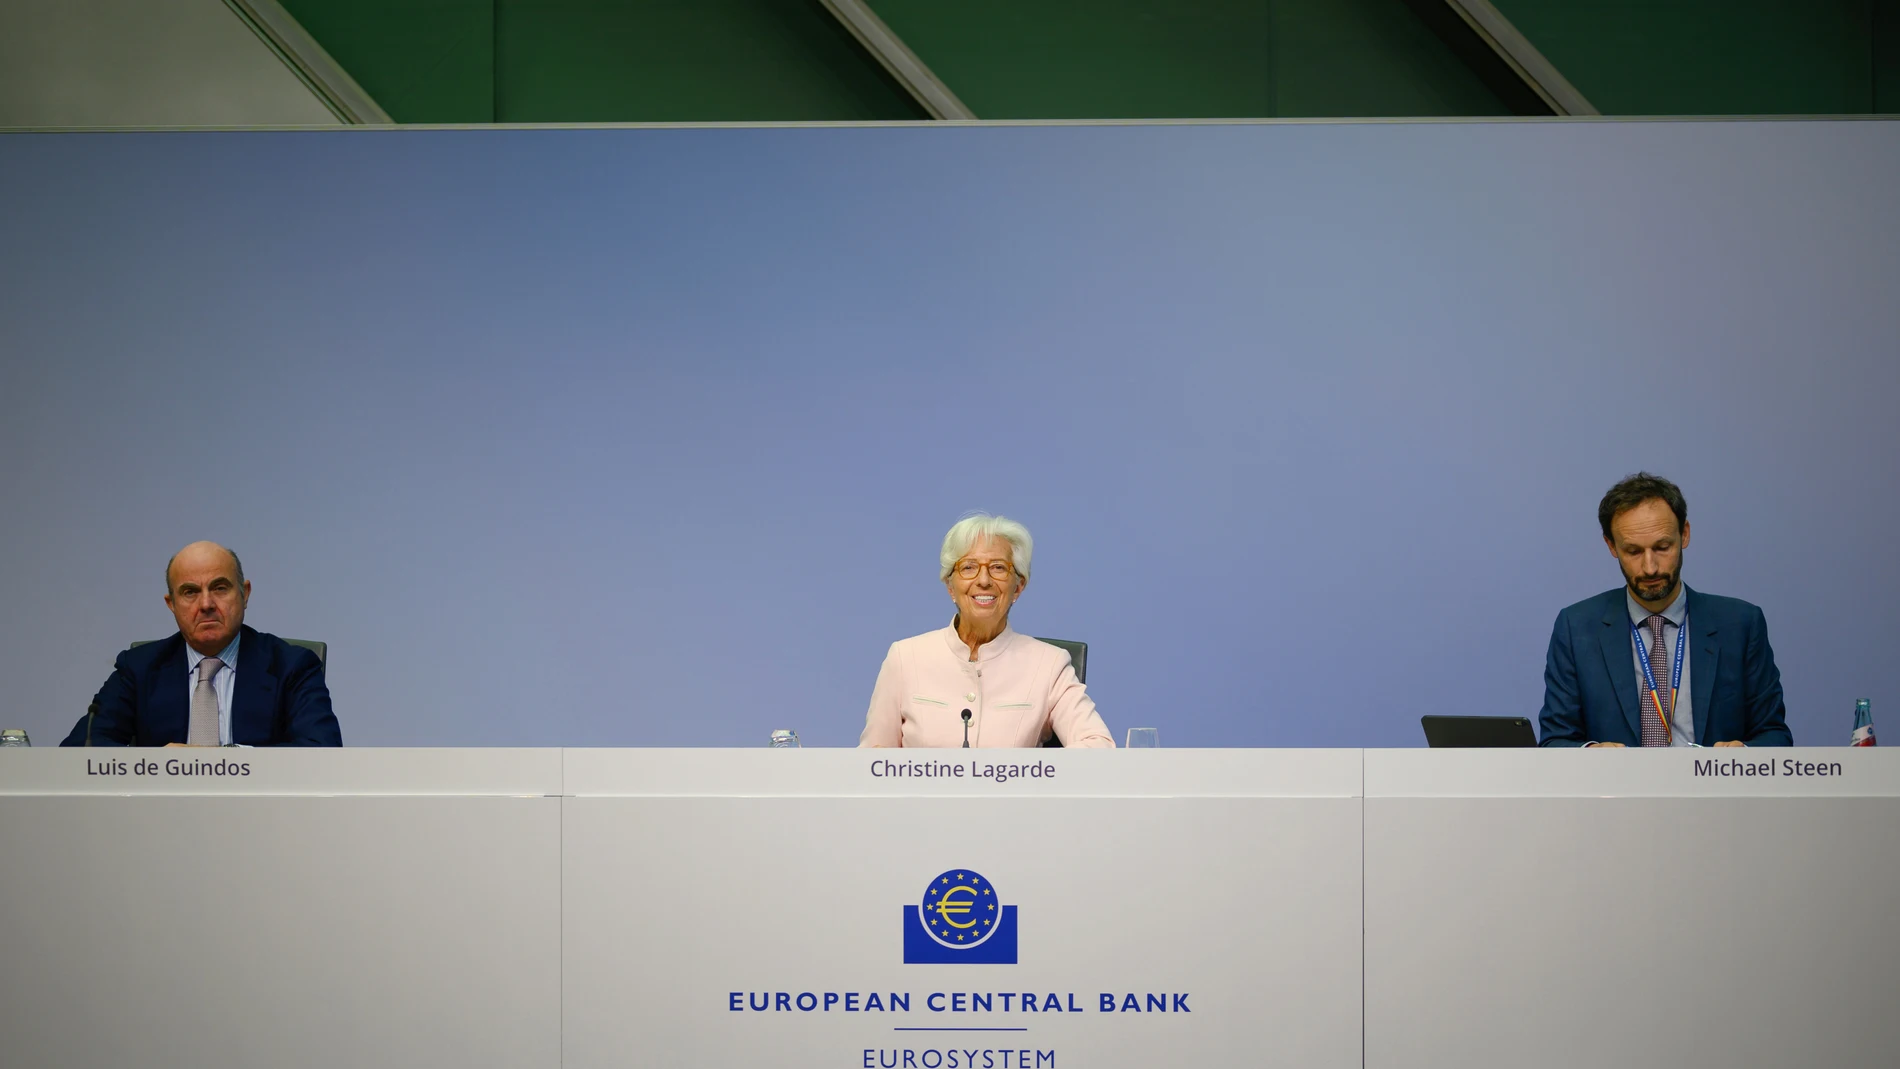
[61,625,342,747]
[1538,586,1791,747]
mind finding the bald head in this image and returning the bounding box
[164,542,251,656]
[166,542,245,595]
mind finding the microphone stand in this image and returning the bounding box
[961,709,972,748]
[84,701,100,747]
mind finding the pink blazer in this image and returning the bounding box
[858,624,1114,748]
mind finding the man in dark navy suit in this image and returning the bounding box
[1539,474,1791,748]
[62,541,341,747]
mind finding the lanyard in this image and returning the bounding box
[1630,615,1687,744]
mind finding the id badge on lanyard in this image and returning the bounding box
[1631,617,1687,744]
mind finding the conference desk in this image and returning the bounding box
[1,748,1894,1069]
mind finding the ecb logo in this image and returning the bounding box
[902,869,1018,964]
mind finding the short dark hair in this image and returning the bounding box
[1598,473,1687,542]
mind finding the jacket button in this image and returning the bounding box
[965,693,976,702]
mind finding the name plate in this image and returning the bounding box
[561,747,1364,798]
[0,747,563,796]
[1365,747,1900,798]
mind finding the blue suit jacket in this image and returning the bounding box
[61,625,342,747]
[1538,586,1791,747]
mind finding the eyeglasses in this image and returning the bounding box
[954,559,1015,581]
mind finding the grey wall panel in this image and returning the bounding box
[0,0,340,126]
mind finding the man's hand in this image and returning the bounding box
[1587,742,1627,748]
[1713,740,1746,748]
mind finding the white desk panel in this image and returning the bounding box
[1364,749,1900,1069]
[0,752,562,1069]
[7,746,1892,1069]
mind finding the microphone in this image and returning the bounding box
[961,709,972,749]
[84,701,100,747]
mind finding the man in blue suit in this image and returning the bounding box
[62,541,341,747]
[1539,473,1791,748]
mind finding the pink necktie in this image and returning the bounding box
[188,657,223,746]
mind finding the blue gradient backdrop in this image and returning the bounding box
[1,121,1895,747]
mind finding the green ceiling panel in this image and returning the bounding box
[492,0,923,121]
[278,0,1898,121]
[871,0,1509,118]
[1877,1,1900,112]
[1266,0,1510,116]
[280,0,497,122]
[1495,0,1879,115]
[867,0,1276,118]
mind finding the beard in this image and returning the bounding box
[1627,567,1681,606]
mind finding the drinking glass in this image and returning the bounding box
[1124,727,1159,748]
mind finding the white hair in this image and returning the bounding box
[939,513,1034,581]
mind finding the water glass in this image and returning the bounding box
[1125,727,1159,748]
[0,729,30,747]
[768,729,801,748]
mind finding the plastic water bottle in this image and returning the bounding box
[1851,700,1876,747]
[0,729,29,747]
[768,729,800,748]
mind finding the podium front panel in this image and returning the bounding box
[562,748,1365,1069]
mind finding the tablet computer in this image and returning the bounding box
[1420,715,1538,748]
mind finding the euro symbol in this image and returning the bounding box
[931,884,981,929]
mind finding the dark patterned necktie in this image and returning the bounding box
[1639,615,1671,747]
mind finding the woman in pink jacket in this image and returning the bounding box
[859,514,1115,748]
